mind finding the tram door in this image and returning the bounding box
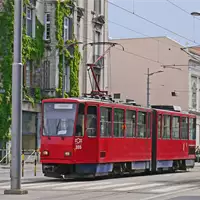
[74,103,99,163]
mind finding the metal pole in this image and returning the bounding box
[147,68,150,108]
[4,0,27,195]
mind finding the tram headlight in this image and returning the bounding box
[64,151,71,157]
[42,150,49,156]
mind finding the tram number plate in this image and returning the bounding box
[75,145,82,150]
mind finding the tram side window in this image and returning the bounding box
[189,118,196,140]
[86,106,97,137]
[162,115,170,139]
[125,110,136,137]
[157,114,162,139]
[100,107,112,137]
[75,103,85,137]
[172,116,180,139]
[181,117,188,139]
[137,111,147,138]
[114,109,124,137]
[147,112,151,138]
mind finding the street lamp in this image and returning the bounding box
[62,42,83,98]
[191,12,200,16]
[4,0,28,195]
[146,68,164,108]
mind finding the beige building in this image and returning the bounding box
[109,36,200,146]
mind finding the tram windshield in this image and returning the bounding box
[43,102,77,137]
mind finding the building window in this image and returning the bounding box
[44,13,51,40]
[77,22,80,41]
[64,17,69,42]
[26,7,33,37]
[25,61,31,87]
[192,81,197,109]
[94,0,101,14]
[0,0,4,12]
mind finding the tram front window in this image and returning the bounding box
[43,103,77,137]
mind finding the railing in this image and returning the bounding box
[0,149,40,165]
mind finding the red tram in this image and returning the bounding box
[40,97,196,178]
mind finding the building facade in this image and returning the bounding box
[0,0,108,151]
[38,0,109,97]
[24,0,108,149]
[109,37,200,147]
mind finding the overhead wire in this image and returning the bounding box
[166,0,200,21]
[106,0,199,46]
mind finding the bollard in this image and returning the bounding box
[21,149,25,177]
[34,150,37,176]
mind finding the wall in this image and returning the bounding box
[109,37,189,110]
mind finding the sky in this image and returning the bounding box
[108,0,200,47]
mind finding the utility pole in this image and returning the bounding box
[4,0,28,195]
[147,68,150,108]
[146,68,164,108]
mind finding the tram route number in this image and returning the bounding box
[75,145,82,150]
[75,138,82,150]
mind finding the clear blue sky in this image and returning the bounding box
[108,0,200,47]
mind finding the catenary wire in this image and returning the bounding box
[106,0,199,46]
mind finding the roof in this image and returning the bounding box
[109,36,183,47]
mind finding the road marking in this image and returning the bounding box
[54,181,112,190]
[0,181,84,189]
[24,182,85,189]
[113,183,164,191]
[141,186,199,200]
[151,184,195,193]
[87,182,137,190]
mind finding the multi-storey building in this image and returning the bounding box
[0,0,109,151]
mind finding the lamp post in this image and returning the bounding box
[62,42,83,98]
[4,0,28,195]
[147,68,164,108]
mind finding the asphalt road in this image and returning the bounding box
[1,164,200,200]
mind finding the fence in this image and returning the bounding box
[0,149,41,177]
[0,149,40,165]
